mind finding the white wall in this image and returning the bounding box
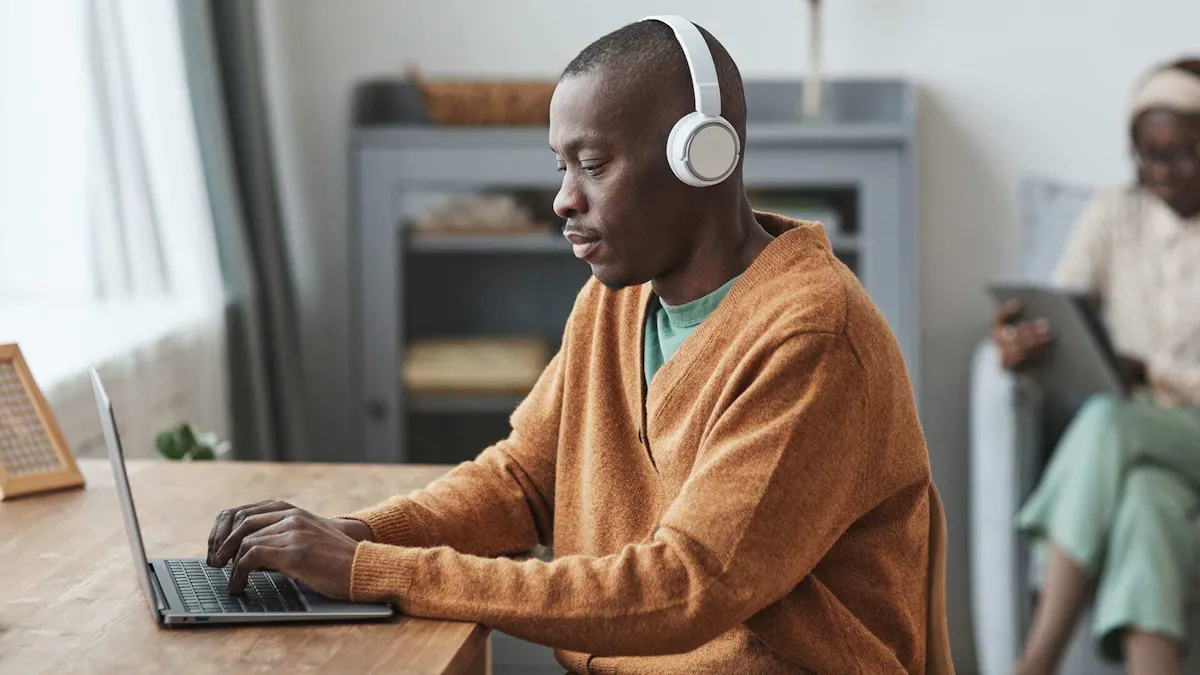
[258,1,1200,670]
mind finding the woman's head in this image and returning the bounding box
[1130,58,1200,217]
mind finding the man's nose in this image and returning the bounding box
[554,173,586,219]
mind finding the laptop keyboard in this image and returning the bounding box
[167,559,307,614]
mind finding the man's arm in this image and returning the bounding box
[208,341,566,573]
[340,348,566,557]
[346,332,895,656]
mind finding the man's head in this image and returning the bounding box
[550,19,746,289]
[1130,58,1200,218]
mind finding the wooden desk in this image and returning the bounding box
[0,459,491,675]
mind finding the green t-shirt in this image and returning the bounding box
[644,275,740,388]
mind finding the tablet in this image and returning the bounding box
[987,280,1126,398]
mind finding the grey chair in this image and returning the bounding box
[967,176,1200,675]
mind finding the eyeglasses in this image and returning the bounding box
[1132,142,1200,173]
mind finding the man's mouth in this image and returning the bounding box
[563,230,602,260]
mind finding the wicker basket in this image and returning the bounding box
[410,70,557,127]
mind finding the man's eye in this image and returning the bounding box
[582,165,601,176]
[556,165,566,173]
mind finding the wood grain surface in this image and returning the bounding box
[0,459,491,675]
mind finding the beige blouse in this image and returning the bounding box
[1053,186,1200,407]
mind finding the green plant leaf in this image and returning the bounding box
[177,423,198,452]
[156,430,185,460]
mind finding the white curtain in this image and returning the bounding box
[0,0,230,459]
[0,0,223,304]
[0,1,91,297]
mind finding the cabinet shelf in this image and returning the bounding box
[407,393,525,414]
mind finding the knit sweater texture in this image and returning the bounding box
[345,212,932,674]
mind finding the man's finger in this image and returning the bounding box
[227,535,289,594]
[208,501,271,565]
[230,521,296,572]
[208,500,291,566]
[213,509,300,567]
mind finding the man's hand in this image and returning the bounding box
[992,300,1053,371]
[206,500,374,599]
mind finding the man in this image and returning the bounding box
[208,18,935,673]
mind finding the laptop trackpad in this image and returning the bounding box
[296,583,393,616]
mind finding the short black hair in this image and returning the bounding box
[561,19,747,141]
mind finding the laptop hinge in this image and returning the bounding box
[146,562,169,613]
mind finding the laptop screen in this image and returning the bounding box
[90,366,159,622]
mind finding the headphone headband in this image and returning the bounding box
[636,15,739,187]
[640,15,721,118]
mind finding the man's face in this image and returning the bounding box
[1134,110,1200,217]
[549,72,694,289]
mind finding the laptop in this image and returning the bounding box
[90,366,395,626]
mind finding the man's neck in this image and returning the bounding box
[650,199,773,306]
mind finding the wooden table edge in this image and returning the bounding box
[445,623,493,675]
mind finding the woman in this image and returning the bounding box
[997,58,1200,675]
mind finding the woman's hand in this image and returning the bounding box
[1149,374,1189,408]
[992,300,1053,371]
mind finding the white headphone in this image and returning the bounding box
[640,15,741,187]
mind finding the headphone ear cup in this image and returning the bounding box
[666,114,700,185]
[666,112,740,187]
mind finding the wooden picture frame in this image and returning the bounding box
[0,343,85,499]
